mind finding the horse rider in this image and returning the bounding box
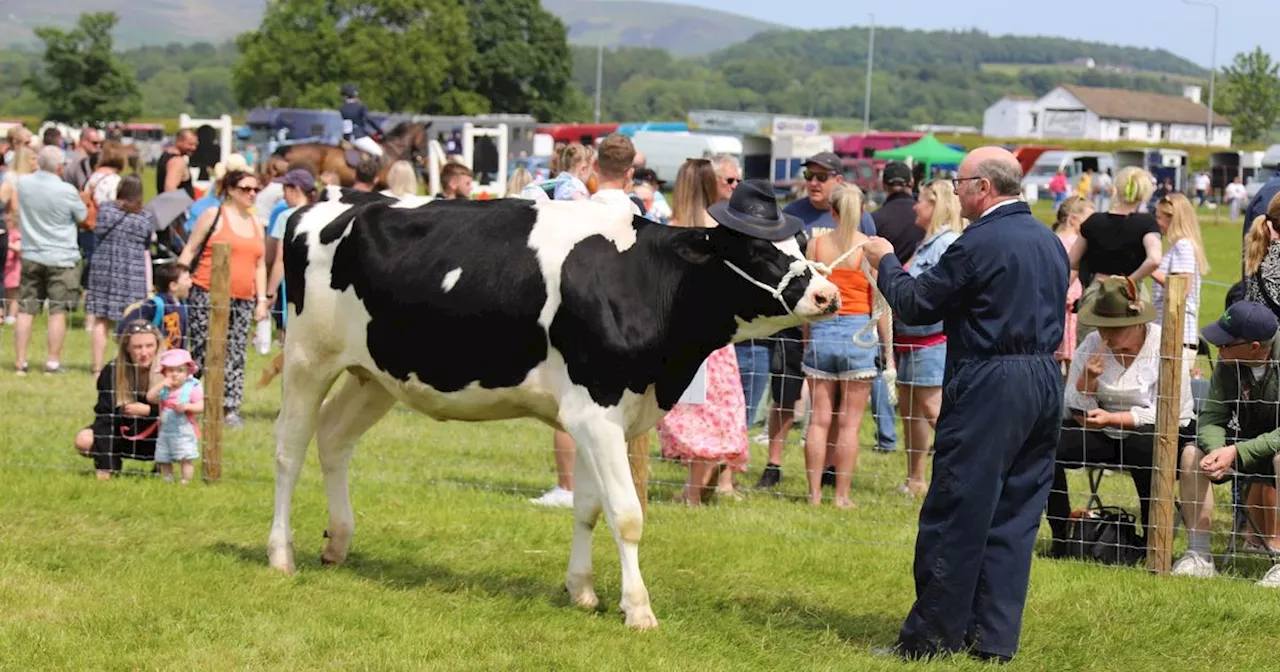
[339,83,384,160]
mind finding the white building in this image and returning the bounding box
[983,84,1232,147]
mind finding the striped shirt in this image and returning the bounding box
[1152,238,1201,346]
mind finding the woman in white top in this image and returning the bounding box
[379,160,419,199]
[1045,276,1195,557]
[1151,192,1207,374]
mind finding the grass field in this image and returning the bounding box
[1,187,1276,670]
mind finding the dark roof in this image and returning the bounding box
[1061,84,1231,127]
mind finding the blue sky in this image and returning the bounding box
[685,0,1275,69]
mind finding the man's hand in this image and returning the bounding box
[862,237,894,268]
[1083,408,1117,428]
[1200,445,1238,480]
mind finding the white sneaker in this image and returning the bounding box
[752,432,769,446]
[1171,552,1216,578]
[530,486,574,508]
[1257,563,1280,588]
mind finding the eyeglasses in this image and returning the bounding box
[803,171,832,183]
[951,176,985,190]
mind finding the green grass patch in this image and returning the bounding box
[0,189,1272,669]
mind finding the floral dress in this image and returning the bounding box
[657,345,749,472]
[85,202,153,320]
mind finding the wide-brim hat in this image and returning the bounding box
[159,348,200,375]
[708,179,802,241]
[1078,276,1155,328]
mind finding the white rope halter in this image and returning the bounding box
[723,240,897,403]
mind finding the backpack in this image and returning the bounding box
[1064,506,1147,566]
[120,295,167,331]
[160,378,203,441]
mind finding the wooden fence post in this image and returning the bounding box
[628,435,650,514]
[201,242,232,484]
[1147,274,1188,574]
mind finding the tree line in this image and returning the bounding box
[7,9,1278,144]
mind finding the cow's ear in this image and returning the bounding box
[672,228,713,265]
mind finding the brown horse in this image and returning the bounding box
[272,121,431,188]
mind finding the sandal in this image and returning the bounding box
[14,362,28,376]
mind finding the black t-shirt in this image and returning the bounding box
[1079,212,1160,285]
[871,192,923,262]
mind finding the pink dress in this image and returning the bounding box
[1057,231,1081,362]
[657,345,749,472]
[4,226,20,290]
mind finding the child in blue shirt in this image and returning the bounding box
[118,263,191,351]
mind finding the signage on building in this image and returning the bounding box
[688,110,821,137]
[1042,109,1087,137]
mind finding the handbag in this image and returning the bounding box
[1065,505,1147,566]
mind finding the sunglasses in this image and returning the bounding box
[724,177,740,185]
[802,171,832,183]
[237,185,261,194]
[122,322,160,335]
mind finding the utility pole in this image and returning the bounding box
[1182,0,1219,144]
[594,39,604,124]
[862,14,875,133]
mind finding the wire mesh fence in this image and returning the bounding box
[3,260,1279,585]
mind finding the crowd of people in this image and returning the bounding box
[8,120,1280,595]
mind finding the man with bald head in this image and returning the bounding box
[863,147,1068,664]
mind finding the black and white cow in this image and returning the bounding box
[268,187,839,629]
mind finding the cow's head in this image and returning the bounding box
[676,224,840,341]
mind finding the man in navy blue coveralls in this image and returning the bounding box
[863,147,1068,663]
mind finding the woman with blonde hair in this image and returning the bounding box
[506,166,533,198]
[657,157,749,505]
[380,160,419,199]
[1053,195,1095,369]
[1152,192,1208,370]
[3,129,34,324]
[73,320,166,480]
[1068,166,1162,321]
[668,158,718,228]
[1244,192,1280,317]
[800,182,889,508]
[893,180,968,497]
[553,144,593,201]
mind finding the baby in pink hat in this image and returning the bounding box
[146,349,205,484]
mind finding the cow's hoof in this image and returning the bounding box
[623,604,659,631]
[267,545,297,575]
[568,586,599,610]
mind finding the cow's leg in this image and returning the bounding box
[267,362,339,575]
[566,446,602,610]
[565,412,657,630]
[315,375,396,566]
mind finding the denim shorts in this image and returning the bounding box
[895,342,946,387]
[802,314,879,381]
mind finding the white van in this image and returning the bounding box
[1023,151,1116,200]
[1246,144,1280,201]
[632,131,743,184]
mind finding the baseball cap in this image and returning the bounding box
[802,151,843,174]
[280,169,316,193]
[1201,301,1279,346]
[883,161,912,186]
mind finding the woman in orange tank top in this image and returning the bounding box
[177,169,269,428]
[799,183,891,509]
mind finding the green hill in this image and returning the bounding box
[542,0,784,55]
[0,0,783,55]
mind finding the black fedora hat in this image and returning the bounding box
[708,179,803,241]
